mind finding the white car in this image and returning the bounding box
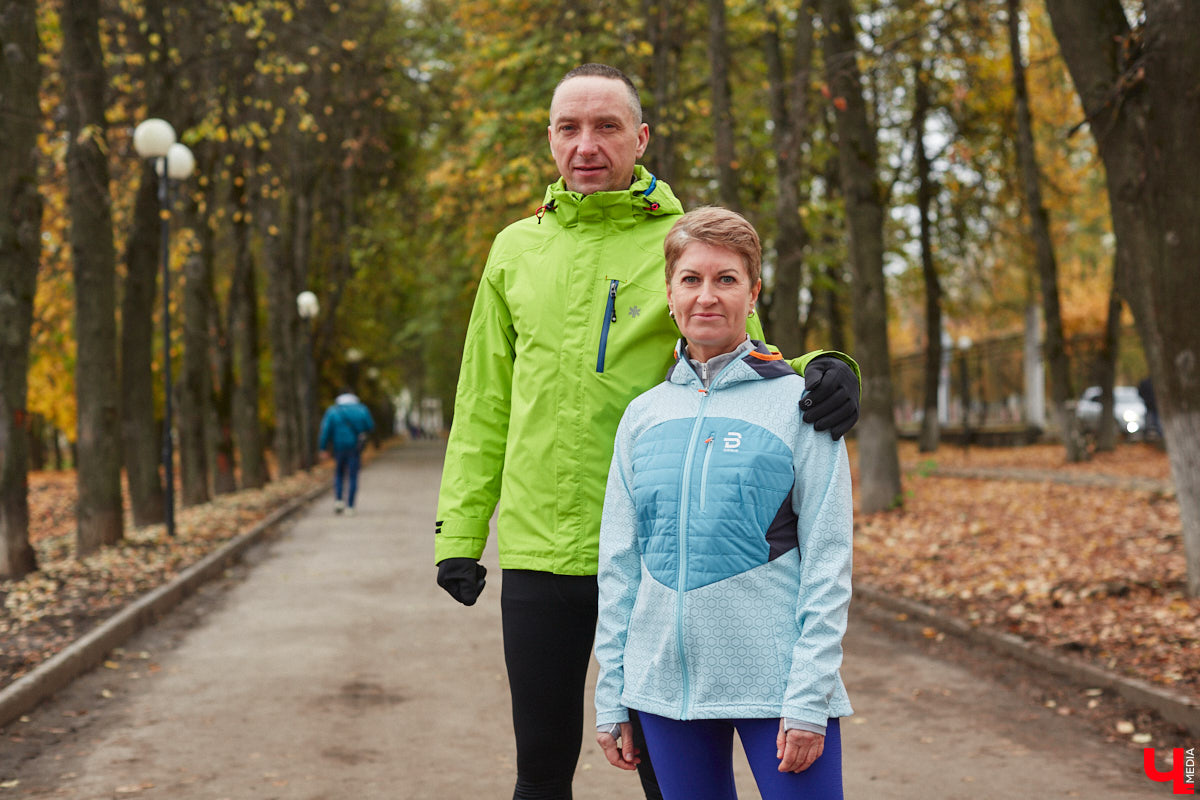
[1075,385,1147,436]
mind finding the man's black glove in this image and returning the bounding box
[436,558,488,606]
[801,356,860,441]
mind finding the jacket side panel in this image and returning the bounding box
[434,244,518,562]
[782,412,854,726]
[596,386,694,724]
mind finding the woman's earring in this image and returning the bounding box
[669,307,675,319]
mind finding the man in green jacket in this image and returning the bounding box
[434,64,860,800]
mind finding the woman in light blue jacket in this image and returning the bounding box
[593,208,853,799]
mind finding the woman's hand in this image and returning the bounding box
[776,721,824,773]
[597,722,641,770]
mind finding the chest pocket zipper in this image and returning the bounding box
[596,279,620,373]
[700,433,715,512]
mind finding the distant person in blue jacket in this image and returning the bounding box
[319,389,375,515]
[594,208,853,799]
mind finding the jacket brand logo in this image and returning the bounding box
[723,432,742,452]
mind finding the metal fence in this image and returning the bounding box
[890,327,1148,434]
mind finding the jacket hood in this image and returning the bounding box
[539,165,683,228]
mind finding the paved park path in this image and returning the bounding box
[0,442,1159,798]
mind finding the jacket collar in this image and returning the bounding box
[666,339,792,389]
[539,166,683,228]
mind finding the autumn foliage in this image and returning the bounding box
[855,442,1197,698]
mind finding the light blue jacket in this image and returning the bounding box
[594,340,854,732]
[318,393,374,453]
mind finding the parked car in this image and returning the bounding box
[1075,385,1147,436]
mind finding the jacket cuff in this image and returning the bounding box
[433,518,490,563]
[595,709,630,726]
[784,717,827,736]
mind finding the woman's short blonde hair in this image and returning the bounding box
[663,207,762,285]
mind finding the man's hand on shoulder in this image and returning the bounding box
[801,356,860,441]
[436,557,488,606]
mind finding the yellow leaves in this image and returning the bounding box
[341,39,358,52]
[74,124,109,155]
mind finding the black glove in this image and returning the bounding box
[436,558,487,606]
[801,356,860,441]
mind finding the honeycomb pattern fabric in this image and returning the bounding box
[594,340,854,731]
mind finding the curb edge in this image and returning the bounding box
[853,584,1200,737]
[0,483,329,729]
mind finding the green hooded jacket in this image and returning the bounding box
[435,167,856,575]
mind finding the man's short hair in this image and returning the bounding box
[553,63,643,124]
[664,207,763,286]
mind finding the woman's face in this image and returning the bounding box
[666,241,761,363]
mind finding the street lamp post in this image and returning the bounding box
[957,336,973,450]
[133,119,194,537]
[345,347,364,393]
[296,291,320,469]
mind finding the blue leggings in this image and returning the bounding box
[637,713,843,800]
[334,449,361,507]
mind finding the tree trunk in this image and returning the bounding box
[1093,254,1124,453]
[179,253,211,506]
[1006,0,1078,459]
[198,188,237,496]
[230,174,269,490]
[1045,0,1200,595]
[641,0,682,184]
[28,415,46,472]
[815,152,848,355]
[64,0,124,554]
[763,3,815,359]
[0,0,41,579]
[913,58,943,453]
[120,164,167,526]
[212,334,238,496]
[706,0,739,210]
[291,189,317,469]
[118,0,172,528]
[821,0,902,513]
[262,196,301,477]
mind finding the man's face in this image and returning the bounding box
[548,76,650,195]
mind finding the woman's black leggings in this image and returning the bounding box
[501,570,662,800]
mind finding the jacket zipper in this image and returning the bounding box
[676,392,710,718]
[596,279,620,373]
[674,354,743,719]
[699,433,715,512]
